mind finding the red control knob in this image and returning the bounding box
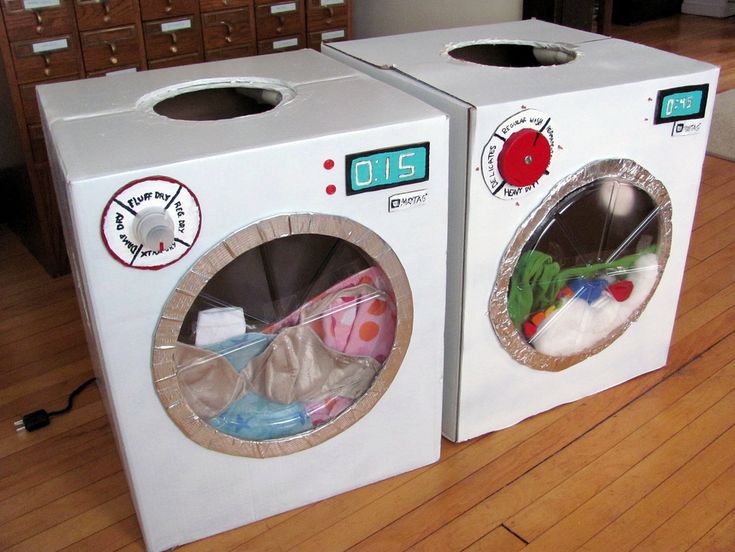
[497,128,552,188]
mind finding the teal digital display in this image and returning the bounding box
[654,84,708,125]
[346,142,429,195]
[661,90,702,118]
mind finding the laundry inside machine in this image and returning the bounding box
[325,19,719,442]
[39,49,449,550]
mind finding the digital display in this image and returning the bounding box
[654,84,709,125]
[346,142,429,195]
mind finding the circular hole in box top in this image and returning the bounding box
[153,86,283,121]
[448,41,576,67]
[154,215,412,457]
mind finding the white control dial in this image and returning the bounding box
[132,207,176,252]
[101,176,201,269]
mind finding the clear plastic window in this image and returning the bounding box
[155,216,409,453]
[174,234,397,441]
[507,178,662,358]
[489,160,672,372]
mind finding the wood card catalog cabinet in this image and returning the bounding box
[306,0,349,49]
[201,4,255,60]
[0,0,350,275]
[254,0,304,53]
[81,25,142,72]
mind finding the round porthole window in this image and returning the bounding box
[490,159,673,372]
[153,214,412,457]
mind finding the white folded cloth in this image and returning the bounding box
[194,307,247,347]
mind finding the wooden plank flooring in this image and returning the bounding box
[2,13,734,552]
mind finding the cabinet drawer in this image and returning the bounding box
[74,0,137,31]
[254,0,303,39]
[1,0,74,41]
[11,36,81,83]
[201,8,252,49]
[256,32,301,54]
[19,75,76,122]
[139,0,197,21]
[81,25,141,72]
[205,41,253,60]
[306,0,346,32]
[307,26,344,50]
[147,50,201,68]
[143,16,201,60]
[200,0,247,13]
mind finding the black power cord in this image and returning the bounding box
[14,377,97,432]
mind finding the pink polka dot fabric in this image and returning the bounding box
[307,283,396,363]
[264,267,397,363]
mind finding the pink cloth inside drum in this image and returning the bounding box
[264,267,397,364]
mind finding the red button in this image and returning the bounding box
[497,128,552,188]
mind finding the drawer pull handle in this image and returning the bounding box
[276,15,284,32]
[221,21,233,43]
[34,11,43,33]
[165,0,173,13]
[102,0,111,22]
[169,32,178,53]
[43,54,51,76]
[325,5,333,22]
[106,41,118,64]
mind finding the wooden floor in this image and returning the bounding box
[2,13,735,552]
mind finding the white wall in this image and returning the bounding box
[352,0,523,38]
[0,58,23,169]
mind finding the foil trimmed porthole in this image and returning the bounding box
[490,159,673,372]
[153,213,413,457]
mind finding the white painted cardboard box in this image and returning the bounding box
[325,20,719,442]
[38,49,449,550]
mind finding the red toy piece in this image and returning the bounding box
[608,280,634,302]
[522,321,537,338]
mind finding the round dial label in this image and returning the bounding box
[481,109,555,200]
[101,176,201,270]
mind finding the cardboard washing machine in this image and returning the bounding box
[39,49,449,550]
[325,20,719,442]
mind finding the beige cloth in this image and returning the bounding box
[246,325,380,404]
[176,325,380,420]
[175,343,244,418]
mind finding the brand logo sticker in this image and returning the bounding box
[672,121,702,137]
[389,189,428,212]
